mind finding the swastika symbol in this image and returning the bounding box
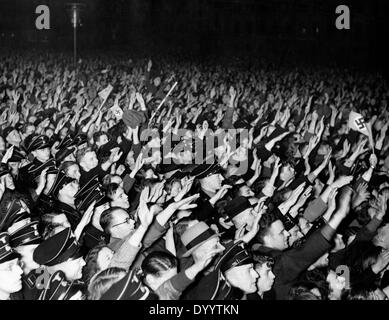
[355,117,365,130]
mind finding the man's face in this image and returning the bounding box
[60,181,79,199]
[14,245,40,275]
[232,208,256,231]
[255,263,275,293]
[33,147,51,162]
[201,173,224,191]
[225,263,259,294]
[288,225,304,246]
[267,220,290,251]
[83,151,98,169]
[110,210,135,239]
[0,258,23,295]
[6,130,21,145]
[66,164,81,181]
[97,134,108,147]
[112,187,130,209]
[62,257,86,281]
[279,164,295,182]
[326,270,346,297]
[239,185,254,197]
[374,224,389,249]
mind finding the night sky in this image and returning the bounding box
[0,0,388,75]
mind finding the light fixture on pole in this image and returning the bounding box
[66,3,85,68]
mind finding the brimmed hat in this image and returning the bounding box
[49,170,76,198]
[190,162,223,180]
[101,269,158,300]
[8,147,26,163]
[8,219,41,248]
[33,228,82,266]
[0,199,30,232]
[180,222,220,258]
[28,158,57,181]
[25,134,51,154]
[224,196,252,222]
[55,146,76,164]
[215,241,254,273]
[0,232,20,264]
[75,178,105,213]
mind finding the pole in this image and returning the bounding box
[74,25,77,68]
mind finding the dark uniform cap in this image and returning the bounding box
[0,199,30,232]
[8,219,41,248]
[33,228,82,266]
[71,133,88,148]
[190,162,223,180]
[215,241,254,273]
[8,147,26,163]
[75,179,105,213]
[2,126,17,139]
[49,170,76,198]
[28,159,57,180]
[224,196,252,221]
[25,134,51,154]
[55,146,76,164]
[39,270,84,300]
[101,269,158,300]
[57,135,73,151]
[0,163,10,178]
[0,232,19,264]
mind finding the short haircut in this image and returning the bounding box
[87,267,127,300]
[141,251,178,279]
[252,254,274,269]
[59,161,78,174]
[254,212,279,245]
[99,206,125,235]
[105,183,121,200]
[76,147,94,164]
[93,131,108,144]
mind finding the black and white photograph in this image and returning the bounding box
[0,0,389,310]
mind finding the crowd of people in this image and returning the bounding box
[0,50,388,300]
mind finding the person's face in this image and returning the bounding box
[267,220,290,251]
[326,270,346,298]
[46,129,54,138]
[153,77,161,87]
[232,208,256,231]
[299,217,312,235]
[255,263,275,293]
[201,173,224,191]
[60,127,68,139]
[66,164,81,181]
[33,147,51,162]
[96,247,114,271]
[60,181,79,199]
[2,173,15,190]
[64,152,76,162]
[279,164,295,182]
[374,224,389,249]
[8,162,20,176]
[112,187,130,209]
[52,214,71,229]
[126,150,135,168]
[169,181,182,197]
[288,225,304,246]
[0,137,5,151]
[14,245,40,275]
[97,134,108,147]
[225,263,259,294]
[62,257,86,281]
[0,258,23,295]
[83,151,98,169]
[239,185,254,197]
[6,130,21,145]
[110,210,135,238]
[25,125,35,136]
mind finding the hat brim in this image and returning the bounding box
[181,233,220,258]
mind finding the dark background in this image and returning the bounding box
[0,0,388,75]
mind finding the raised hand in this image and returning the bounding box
[1,145,14,164]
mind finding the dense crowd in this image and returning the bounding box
[0,51,388,300]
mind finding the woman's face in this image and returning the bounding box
[96,247,114,271]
